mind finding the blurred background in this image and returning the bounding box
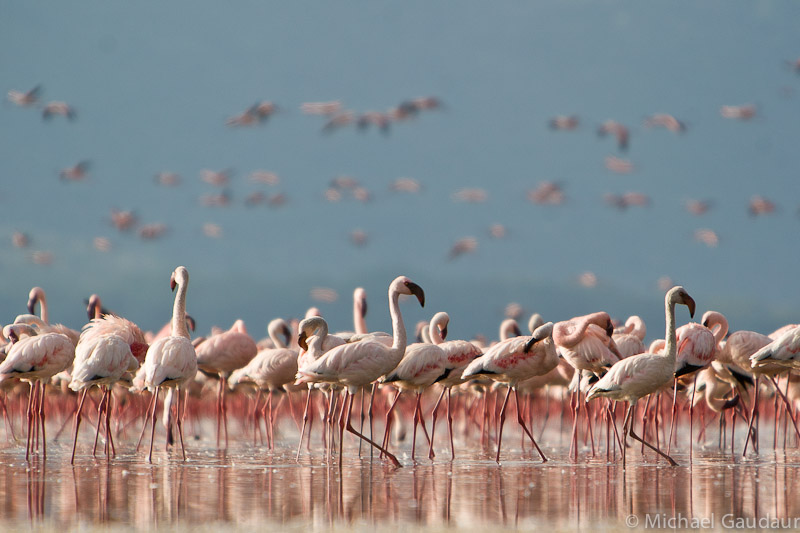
[2,1,799,342]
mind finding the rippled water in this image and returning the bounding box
[1,408,798,532]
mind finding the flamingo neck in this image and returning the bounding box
[556,315,594,347]
[38,297,49,325]
[388,289,407,355]
[171,281,190,339]
[663,300,678,363]
[429,323,445,345]
[354,302,367,335]
[269,321,289,349]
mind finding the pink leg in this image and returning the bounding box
[495,386,513,463]
[70,389,88,464]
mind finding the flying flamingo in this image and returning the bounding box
[298,275,425,468]
[0,323,75,461]
[462,321,559,463]
[140,266,197,462]
[229,318,298,448]
[7,85,41,107]
[586,286,696,467]
[597,120,629,151]
[195,319,258,447]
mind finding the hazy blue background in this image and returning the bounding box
[2,1,799,343]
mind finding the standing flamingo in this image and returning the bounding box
[425,312,483,459]
[195,319,258,447]
[68,294,148,463]
[229,318,298,448]
[298,275,425,468]
[586,286,696,467]
[0,323,75,461]
[462,321,559,463]
[553,311,620,458]
[140,266,197,462]
[613,316,647,358]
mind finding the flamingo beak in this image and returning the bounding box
[684,295,696,318]
[441,325,448,341]
[186,315,197,332]
[170,275,177,292]
[298,331,309,351]
[361,299,368,318]
[605,320,614,337]
[26,297,36,315]
[282,325,292,347]
[406,281,425,307]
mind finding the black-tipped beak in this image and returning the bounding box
[523,336,537,353]
[86,302,95,320]
[685,296,696,318]
[170,276,177,292]
[8,331,19,344]
[298,331,309,351]
[605,320,614,337]
[186,315,197,332]
[441,325,448,341]
[282,325,292,347]
[26,297,36,315]
[406,281,425,307]
[361,298,368,318]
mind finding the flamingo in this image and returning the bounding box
[380,320,448,461]
[42,101,76,120]
[586,286,696,467]
[665,312,717,453]
[597,120,629,151]
[195,319,258,447]
[7,85,41,107]
[140,266,197,462]
[295,316,347,459]
[298,275,425,468]
[426,311,482,459]
[643,113,686,133]
[0,323,75,461]
[462,321,559,463]
[229,318,298,448]
[68,294,148,463]
[15,286,80,346]
[613,316,647,358]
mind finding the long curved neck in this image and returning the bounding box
[557,316,593,348]
[388,288,407,354]
[663,300,678,362]
[171,281,190,339]
[269,320,289,348]
[354,300,367,335]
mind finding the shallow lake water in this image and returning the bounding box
[0,407,798,532]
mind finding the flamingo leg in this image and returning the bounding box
[667,378,678,455]
[495,386,513,463]
[93,389,107,457]
[381,389,402,455]
[514,388,547,462]
[628,399,678,466]
[743,376,760,456]
[768,375,800,443]
[297,387,312,461]
[38,381,47,460]
[429,387,446,460]
[70,389,88,464]
[447,388,456,459]
[148,387,160,464]
[136,392,156,452]
[176,387,187,461]
[343,390,401,468]
[25,382,35,461]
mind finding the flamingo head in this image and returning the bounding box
[394,276,425,307]
[170,266,189,292]
[354,287,368,318]
[26,287,46,315]
[667,286,696,318]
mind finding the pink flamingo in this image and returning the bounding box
[298,275,425,468]
[427,311,482,459]
[195,318,258,448]
[69,295,148,463]
[643,113,686,133]
[613,316,647,358]
[42,101,76,120]
[229,318,298,448]
[0,323,75,461]
[586,286,696,467]
[462,321,559,463]
[597,120,629,151]
[7,85,41,107]
[140,266,197,462]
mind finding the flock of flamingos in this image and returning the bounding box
[1,266,800,469]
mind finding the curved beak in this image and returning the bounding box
[186,315,197,332]
[605,319,614,337]
[282,325,292,347]
[684,295,696,318]
[298,331,309,351]
[441,324,448,341]
[170,275,177,292]
[26,296,37,315]
[406,281,425,307]
[361,298,368,318]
